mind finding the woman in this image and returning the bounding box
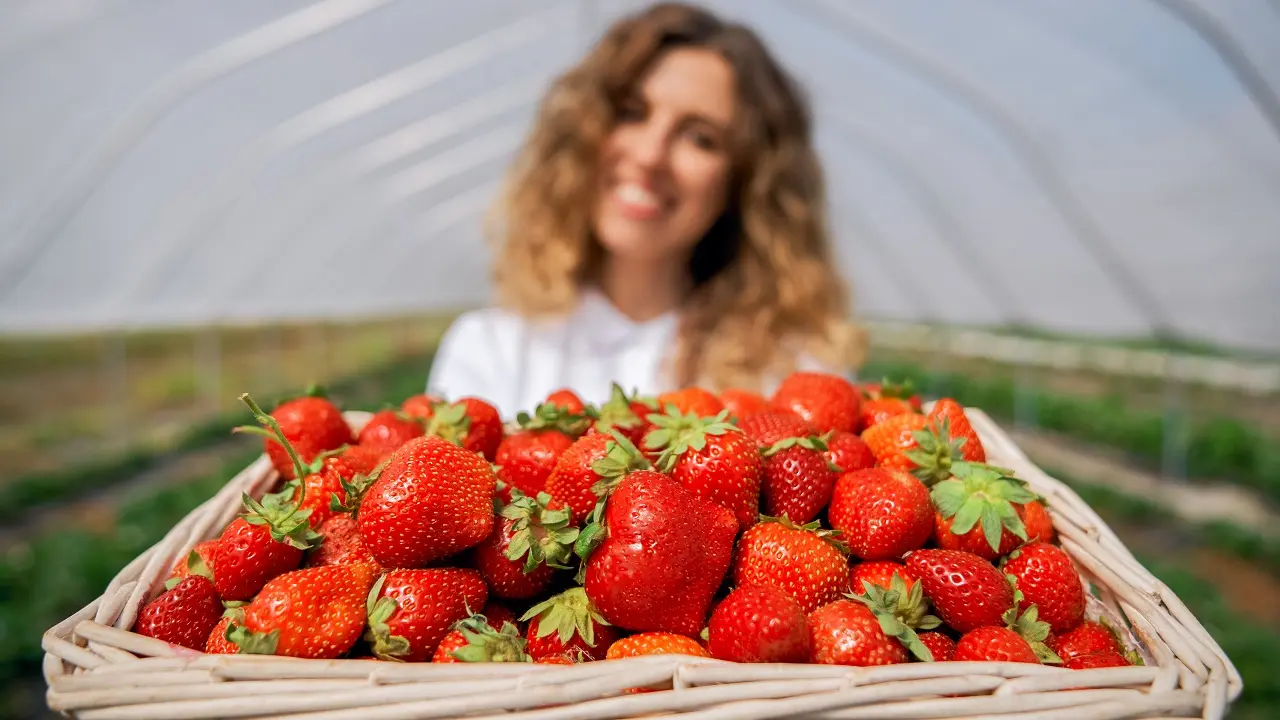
[427,2,863,420]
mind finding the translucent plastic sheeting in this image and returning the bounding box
[0,0,1276,353]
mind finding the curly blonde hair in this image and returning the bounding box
[488,2,864,390]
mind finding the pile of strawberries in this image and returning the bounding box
[131,372,1139,672]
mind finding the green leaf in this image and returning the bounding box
[930,480,967,517]
[186,550,212,580]
[980,503,1003,553]
[226,624,280,655]
[950,496,983,535]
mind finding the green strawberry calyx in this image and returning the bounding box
[328,458,390,519]
[1003,603,1061,664]
[759,514,850,555]
[425,401,472,447]
[932,463,1036,554]
[592,384,644,434]
[162,549,214,591]
[863,377,916,401]
[519,587,611,650]
[235,394,323,551]
[761,434,841,472]
[447,614,533,663]
[575,430,652,578]
[502,492,581,573]
[364,574,413,661]
[902,417,971,487]
[850,572,942,662]
[644,408,741,473]
[516,402,593,438]
[224,605,278,655]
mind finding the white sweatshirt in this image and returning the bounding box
[425,288,842,420]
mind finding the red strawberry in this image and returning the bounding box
[432,614,530,663]
[859,379,922,430]
[828,468,933,561]
[215,394,335,600]
[607,632,710,659]
[538,654,577,665]
[707,585,810,663]
[400,393,443,421]
[928,398,985,463]
[205,615,239,654]
[861,381,923,412]
[850,561,917,595]
[132,576,223,651]
[770,372,861,434]
[953,626,1039,664]
[330,443,378,476]
[255,394,353,480]
[1022,500,1055,544]
[1002,543,1085,634]
[931,463,1040,560]
[545,431,650,525]
[482,602,519,631]
[307,514,381,572]
[227,564,375,659]
[521,587,619,662]
[357,435,496,568]
[824,430,875,474]
[494,404,585,498]
[365,568,488,662]
[289,467,348,531]
[906,549,1014,633]
[167,540,218,582]
[211,516,307,602]
[545,388,586,414]
[807,599,906,666]
[645,408,762,529]
[473,492,578,600]
[590,384,653,448]
[739,411,814,448]
[656,387,724,417]
[861,413,929,471]
[1049,620,1121,662]
[860,399,917,432]
[719,388,769,421]
[759,435,839,524]
[919,631,955,662]
[732,517,848,614]
[357,410,424,456]
[426,397,505,461]
[1065,651,1130,669]
[582,470,738,635]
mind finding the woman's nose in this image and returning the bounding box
[626,121,670,170]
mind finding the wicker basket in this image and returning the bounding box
[42,408,1242,720]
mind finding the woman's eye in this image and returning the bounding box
[688,128,721,152]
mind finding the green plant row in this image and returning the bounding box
[0,353,437,526]
[861,360,1280,507]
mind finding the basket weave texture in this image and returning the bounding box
[42,408,1242,720]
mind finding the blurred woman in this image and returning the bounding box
[428,2,862,419]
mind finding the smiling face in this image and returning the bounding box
[592,47,738,266]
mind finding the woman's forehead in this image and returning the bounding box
[636,47,737,127]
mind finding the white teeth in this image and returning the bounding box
[617,183,659,208]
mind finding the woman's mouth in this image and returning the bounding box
[614,181,663,221]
